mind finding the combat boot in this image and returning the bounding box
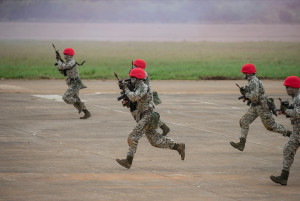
[286,130,292,137]
[160,124,170,136]
[78,102,85,114]
[270,170,289,186]
[230,137,246,151]
[116,155,133,169]
[173,143,185,160]
[80,109,91,119]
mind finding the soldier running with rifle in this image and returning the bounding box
[230,63,291,151]
[52,43,91,119]
[115,68,185,169]
[270,76,300,186]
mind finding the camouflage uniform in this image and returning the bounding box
[57,57,87,113]
[144,71,164,126]
[240,75,289,139]
[283,90,300,171]
[124,79,176,157]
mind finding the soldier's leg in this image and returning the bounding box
[116,111,152,169]
[158,119,170,136]
[145,129,185,160]
[231,106,258,151]
[283,134,300,172]
[74,84,91,119]
[270,133,299,185]
[258,106,290,136]
[127,112,152,157]
[62,85,77,104]
[240,106,258,139]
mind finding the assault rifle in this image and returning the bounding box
[52,43,64,65]
[236,84,251,106]
[114,72,137,111]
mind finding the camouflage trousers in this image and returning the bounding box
[127,110,175,157]
[240,105,289,139]
[63,81,85,112]
[283,123,300,171]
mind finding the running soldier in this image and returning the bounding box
[131,59,170,136]
[230,63,291,151]
[55,47,91,119]
[270,76,300,185]
[116,68,185,169]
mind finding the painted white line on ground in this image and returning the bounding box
[33,95,63,102]
[33,94,283,150]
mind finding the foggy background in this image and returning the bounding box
[1,0,300,41]
[1,0,300,24]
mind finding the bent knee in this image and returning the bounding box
[264,125,273,131]
[127,136,137,147]
[239,118,249,128]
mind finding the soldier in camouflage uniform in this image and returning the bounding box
[56,48,91,119]
[116,68,185,169]
[230,64,291,151]
[270,76,300,185]
[131,59,170,136]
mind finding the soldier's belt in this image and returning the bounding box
[251,102,261,106]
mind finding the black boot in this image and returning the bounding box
[230,137,246,151]
[173,143,185,160]
[116,155,133,169]
[270,170,289,185]
[160,124,170,136]
[80,109,91,119]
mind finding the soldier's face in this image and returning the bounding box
[243,73,248,79]
[286,86,297,96]
[131,77,137,84]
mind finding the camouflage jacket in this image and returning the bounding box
[125,79,154,113]
[245,75,266,104]
[285,90,300,129]
[144,71,151,88]
[57,57,79,85]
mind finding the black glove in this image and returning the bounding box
[118,81,127,90]
[280,100,289,113]
[240,87,245,94]
[56,54,60,61]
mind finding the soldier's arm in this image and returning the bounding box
[57,60,76,71]
[125,84,148,102]
[245,81,259,102]
[285,99,300,118]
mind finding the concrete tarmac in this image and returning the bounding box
[0,80,299,201]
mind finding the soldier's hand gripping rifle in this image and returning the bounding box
[114,72,137,111]
[275,98,293,117]
[236,84,251,106]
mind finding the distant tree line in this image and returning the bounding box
[1,0,300,23]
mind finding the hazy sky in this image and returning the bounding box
[1,0,300,24]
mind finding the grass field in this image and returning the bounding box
[0,40,299,79]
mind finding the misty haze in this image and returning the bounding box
[0,0,300,42]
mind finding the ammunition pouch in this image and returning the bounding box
[147,112,160,130]
[152,91,162,105]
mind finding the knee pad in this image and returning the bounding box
[62,95,69,103]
